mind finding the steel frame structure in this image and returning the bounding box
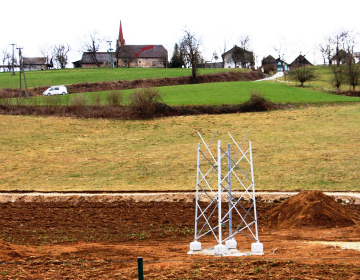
[192,130,261,252]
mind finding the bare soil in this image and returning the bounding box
[1,191,360,279]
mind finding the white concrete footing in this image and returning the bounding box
[214,244,227,256]
[225,239,237,249]
[189,241,201,251]
[251,242,264,255]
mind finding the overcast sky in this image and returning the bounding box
[1,0,359,67]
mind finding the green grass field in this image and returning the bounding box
[5,80,360,106]
[0,67,247,89]
[1,105,359,192]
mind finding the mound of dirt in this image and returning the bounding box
[264,190,356,229]
[0,239,23,261]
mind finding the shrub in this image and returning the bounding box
[44,95,62,107]
[239,90,277,112]
[69,94,88,116]
[106,91,123,106]
[263,64,275,74]
[27,96,41,106]
[92,93,103,106]
[129,88,163,118]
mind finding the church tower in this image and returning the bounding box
[118,20,125,46]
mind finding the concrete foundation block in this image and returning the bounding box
[225,239,237,249]
[190,241,201,251]
[214,244,227,256]
[251,242,264,255]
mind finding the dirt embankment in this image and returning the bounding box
[0,71,264,98]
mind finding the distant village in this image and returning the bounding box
[2,21,359,73]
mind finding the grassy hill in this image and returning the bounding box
[1,105,359,192]
[0,67,248,89]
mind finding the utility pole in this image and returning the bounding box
[16,47,22,96]
[9,43,16,75]
[16,47,29,98]
[106,41,114,69]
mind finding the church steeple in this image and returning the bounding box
[118,20,125,46]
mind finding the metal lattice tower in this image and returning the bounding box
[189,130,263,255]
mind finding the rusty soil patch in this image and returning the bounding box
[0,191,360,279]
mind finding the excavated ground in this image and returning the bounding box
[0,191,360,279]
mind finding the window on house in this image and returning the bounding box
[152,61,156,66]
[135,62,138,66]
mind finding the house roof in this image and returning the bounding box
[79,45,167,64]
[222,45,253,58]
[290,55,313,66]
[331,50,349,61]
[80,52,112,64]
[121,45,167,58]
[23,57,47,65]
[261,55,288,66]
[262,55,276,63]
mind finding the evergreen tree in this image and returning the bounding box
[170,43,183,68]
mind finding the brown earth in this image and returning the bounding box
[0,191,360,279]
[0,71,265,98]
[336,90,360,97]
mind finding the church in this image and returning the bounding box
[73,21,168,68]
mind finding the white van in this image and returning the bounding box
[43,85,68,96]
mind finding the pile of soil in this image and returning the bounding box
[264,190,356,229]
[0,71,264,98]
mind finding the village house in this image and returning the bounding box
[23,57,48,71]
[261,55,289,72]
[290,54,313,68]
[222,46,255,68]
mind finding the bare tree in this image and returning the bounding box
[1,48,11,72]
[231,45,254,68]
[332,30,349,66]
[180,29,201,83]
[319,36,334,66]
[288,64,316,87]
[114,40,122,68]
[218,33,232,68]
[120,46,136,68]
[83,31,103,67]
[346,59,360,90]
[331,65,345,92]
[39,45,54,69]
[159,50,168,68]
[53,43,70,68]
[273,39,289,81]
[239,34,251,51]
